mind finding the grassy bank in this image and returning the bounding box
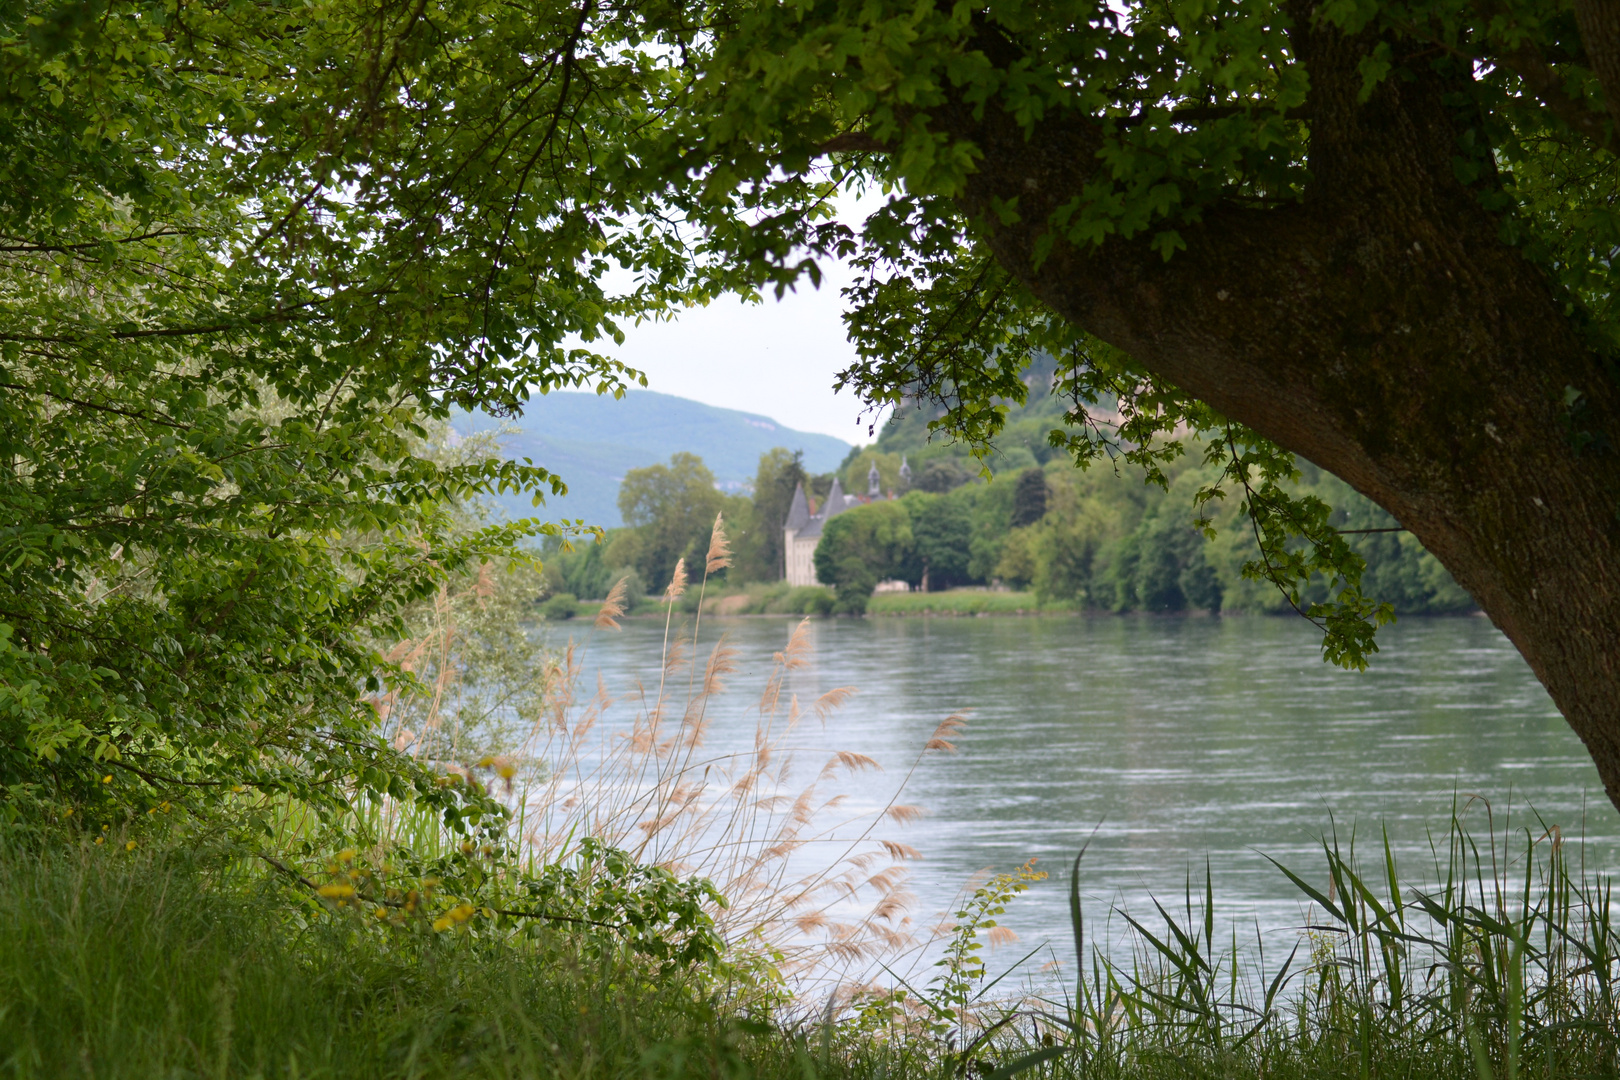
[865,589,1062,616]
[7,806,1619,1080]
[0,841,807,1080]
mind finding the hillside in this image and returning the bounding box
[455,389,851,527]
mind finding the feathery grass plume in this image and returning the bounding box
[814,686,857,723]
[354,560,985,1001]
[925,714,968,753]
[594,577,628,630]
[664,558,688,603]
[494,615,969,993]
[706,512,732,574]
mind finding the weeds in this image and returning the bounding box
[924,800,1620,1080]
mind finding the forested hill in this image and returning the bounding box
[823,370,1475,617]
[456,390,850,527]
[837,355,1068,487]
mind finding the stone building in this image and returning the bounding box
[782,457,911,587]
[782,478,848,587]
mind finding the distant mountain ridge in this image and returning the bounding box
[455,389,852,527]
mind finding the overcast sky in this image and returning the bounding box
[597,192,889,448]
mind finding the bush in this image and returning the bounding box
[540,592,579,620]
[781,585,836,616]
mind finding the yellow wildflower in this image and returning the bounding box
[432,903,477,931]
[124,840,136,851]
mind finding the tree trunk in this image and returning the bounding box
[931,14,1620,809]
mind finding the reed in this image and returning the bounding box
[365,513,957,990]
[906,800,1620,1080]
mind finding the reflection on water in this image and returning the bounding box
[551,612,1620,979]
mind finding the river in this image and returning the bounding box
[542,611,1620,990]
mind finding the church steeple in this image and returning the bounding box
[868,459,882,497]
[898,455,911,491]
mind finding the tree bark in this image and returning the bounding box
[931,13,1620,809]
[1576,0,1620,117]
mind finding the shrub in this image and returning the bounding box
[781,585,836,616]
[541,592,580,620]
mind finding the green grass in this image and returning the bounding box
[865,589,1064,615]
[6,807,1619,1080]
[0,842,806,1080]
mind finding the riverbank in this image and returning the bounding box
[596,586,1073,619]
[10,818,1618,1080]
[864,589,1055,615]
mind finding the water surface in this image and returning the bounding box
[550,613,1620,981]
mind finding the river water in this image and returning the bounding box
[545,612,1620,988]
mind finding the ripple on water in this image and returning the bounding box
[550,613,1620,985]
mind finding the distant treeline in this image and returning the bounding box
[537,382,1473,618]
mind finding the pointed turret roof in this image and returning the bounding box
[800,478,846,539]
[868,460,882,496]
[824,478,846,518]
[785,481,811,532]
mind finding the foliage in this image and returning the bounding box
[865,385,1472,627]
[913,458,979,495]
[814,502,914,613]
[539,534,625,603]
[864,589,1052,616]
[812,440,1469,616]
[737,449,811,583]
[1010,470,1049,530]
[841,450,908,498]
[1046,806,1620,1080]
[514,838,727,971]
[618,454,747,592]
[0,0,682,831]
[0,841,794,1080]
[613,0,1620,667]
[540,593,580,621]
[924,860,1047,1036]
[700,582,839,616]
[897,490,975,591]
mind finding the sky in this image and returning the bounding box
[597,192,889,448]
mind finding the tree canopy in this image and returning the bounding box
[0,0,663,821]
[616,452,737,589]
[11,0,1620,811]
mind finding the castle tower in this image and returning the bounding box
[868,460,881,497]
[785,481,811,532]
[898,455,911,491]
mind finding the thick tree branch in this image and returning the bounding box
[1575,0,1620,116]
[917,14,1620,809]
